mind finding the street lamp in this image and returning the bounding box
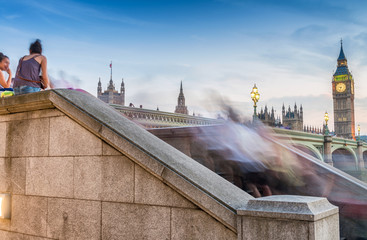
[250,84,260,120]
[324,111,329,135]
[358,124,360,141]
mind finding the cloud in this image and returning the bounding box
[23,0,157,27]
[4,15,21,20]
[291,25,329,40]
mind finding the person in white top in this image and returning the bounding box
[0,52,12,89]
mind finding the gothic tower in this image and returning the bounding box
[121,78,125,106]
[97,63,125,106]
[281,103,303,131]
[97,77,102,96]
[332,40,355,139]
[175,81,188,114]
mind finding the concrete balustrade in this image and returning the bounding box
[237,196,339,240]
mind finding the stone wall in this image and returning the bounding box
[0,108,236,239]
[0,90,339,240]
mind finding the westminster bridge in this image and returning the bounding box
[273,128,367,179]
[109,104,367,180]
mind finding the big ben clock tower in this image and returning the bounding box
[332,40,355,139]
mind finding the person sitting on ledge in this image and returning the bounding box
[0,52,13,91]
[13,39,50,95]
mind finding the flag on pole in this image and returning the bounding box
[110,62,112,68]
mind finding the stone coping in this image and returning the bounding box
[237,195,339,221]
[0,89,253,231]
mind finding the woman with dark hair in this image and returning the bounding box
[0,53,12,89]
[13,39,50,95]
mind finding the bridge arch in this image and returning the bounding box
[363,150,367,169]
[292,143,323,161]
[331,146,358,172]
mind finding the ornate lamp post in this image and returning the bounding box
[250,84,260,121]
[358,124,361,141]
[324,112,329,135]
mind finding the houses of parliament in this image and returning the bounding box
[97,73,222,128]
[97,41,356,139]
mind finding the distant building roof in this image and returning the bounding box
[334,65,350,76]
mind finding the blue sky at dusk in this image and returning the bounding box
[1,0,367,132]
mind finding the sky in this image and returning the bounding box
[1,0,367,133]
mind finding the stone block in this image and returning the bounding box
[311,214,339,240]
[99,125,165,177]
[49,92,104,137]
[23,235,51,240]
[102,142,122,156]
[135,165,196,208]
[0,109,63,123]
[49,116,102,156]
[0,158,26,194]
[28,109,64,119]
[161,167,238,231]
[11,195,47,237]
[237,195,340,240]
[0,218,10,231]
[240,217,308,240]
[171,208,236,240]
[7,118,49,157]
[26,157,73,198]
[0,123,6,157]
[0,230,23,240]
[73,156,102,200]
[101,156,134,202]
[0,112,28,122]
[102,202,170,240]
[74,156,134,202]
[10,158,26,194]
[47,198,101,240]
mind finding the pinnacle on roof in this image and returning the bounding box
[338,39,346,61]
[178,81,185,99]
[108,78,114,90]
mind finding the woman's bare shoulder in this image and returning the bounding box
[35,55,47,64]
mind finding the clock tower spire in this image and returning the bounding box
[332,40,355,139]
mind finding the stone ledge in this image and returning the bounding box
[0,91,54,114]
[237,195,338,221]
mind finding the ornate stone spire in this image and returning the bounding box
[121,78,125,93]
[98,77,102,95]
[175,81,188,114]
[108,61,115,91]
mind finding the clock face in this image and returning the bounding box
[336,83,346,93]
